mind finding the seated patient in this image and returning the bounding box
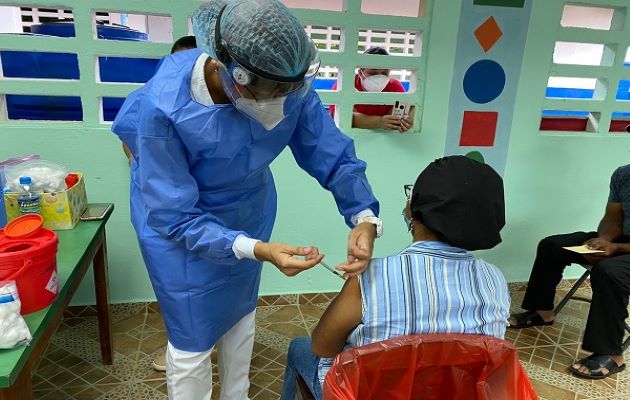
[281,156,510,399]
[509,163,630,379]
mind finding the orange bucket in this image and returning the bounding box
[0,215,58,314]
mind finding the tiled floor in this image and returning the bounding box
[32,283,629,399]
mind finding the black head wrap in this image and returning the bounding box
[410,155,505,251]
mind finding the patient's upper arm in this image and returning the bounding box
[311,277,363,358]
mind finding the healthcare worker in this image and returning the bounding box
[111,1,381,399]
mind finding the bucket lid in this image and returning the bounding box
[4,214,44,239]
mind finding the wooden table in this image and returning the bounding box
[0,204,114,399]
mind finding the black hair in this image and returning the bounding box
[363,46,389,56]
[170,36,197,54]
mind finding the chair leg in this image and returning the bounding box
[554,270,591,315]
[623,324,630,352]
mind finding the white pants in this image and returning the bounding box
[166,311,256,400]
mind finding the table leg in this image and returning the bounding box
[0,366,32,400]
[94,230,113,365]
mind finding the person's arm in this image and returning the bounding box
[583,168,626,256]
[289,91,379,228]
[113,97,323,273]
[597,202,624,242]
[289,91,381,276]
[311,276,363,357]
[352,112,401,130]
[123,115,252,264]
[122,143,133,166]
[584,202,626,256]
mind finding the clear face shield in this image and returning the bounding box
[212,4,320,130]
[218,51,320,130]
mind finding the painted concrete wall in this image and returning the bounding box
[1,0,628,305]
[483,0,630,278]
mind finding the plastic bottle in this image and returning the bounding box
[1,155,41,227]
[17,176,40,216]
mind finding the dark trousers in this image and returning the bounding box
[522,232,630,355]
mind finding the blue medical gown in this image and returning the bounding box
[112,49,379,352]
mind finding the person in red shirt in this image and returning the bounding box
[329,47,414,132]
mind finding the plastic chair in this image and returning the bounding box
[322,334,537,400]
[553,264,630,351]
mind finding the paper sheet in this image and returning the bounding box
[563,245,605,254]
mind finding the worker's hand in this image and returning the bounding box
[584,238,618,257]
[398,117,413,132]
[380,115,402,130]
[337,222,376,279]
[254,242,323,277]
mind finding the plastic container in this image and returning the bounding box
[4,214,43,239]
[0,155,40,228]
[0,217,58,315]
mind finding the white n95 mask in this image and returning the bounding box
[361,74,389,92]
[234,96,287,131]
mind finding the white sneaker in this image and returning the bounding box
[152,351,166,372]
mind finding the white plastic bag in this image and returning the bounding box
[0,281,31,349]
[3,159,69,193]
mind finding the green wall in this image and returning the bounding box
[1,0,628,304]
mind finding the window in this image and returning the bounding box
[358,29,421,57]
[560,5,614,30]
[305,25,342,52]
[20,7,74,32]
[553,42,606,66]
[0,1,430,130]
[361,0,425,17]
[0,3,178,124]
[94,12,173,43]
[314,66,341,91]
[281,0,344,12]
[540,3,630,133]
[5,94,83,121]
[1,50,80,80]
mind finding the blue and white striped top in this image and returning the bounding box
[318,241,510,385]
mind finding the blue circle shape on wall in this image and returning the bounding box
[463,60,506,104]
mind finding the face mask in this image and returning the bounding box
[233,96,286,131]
[402,207,413,231]
[361,73,389,92]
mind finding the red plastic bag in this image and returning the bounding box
[323,334,538,400]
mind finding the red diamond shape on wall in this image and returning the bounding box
[474,16,503,53]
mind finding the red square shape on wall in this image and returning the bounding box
[459,111,498,147]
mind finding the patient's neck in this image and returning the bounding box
[411,222,441,243]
